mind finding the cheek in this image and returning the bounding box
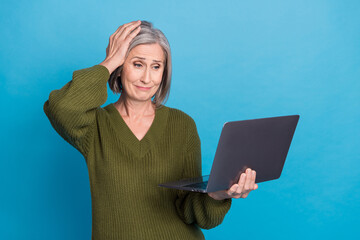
[122,68,141,83]
[154,71,164,85]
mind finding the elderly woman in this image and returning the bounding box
[44,20,258,239]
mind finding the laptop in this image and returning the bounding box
[158,115,300,193]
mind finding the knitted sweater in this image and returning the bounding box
[43,65,232,240]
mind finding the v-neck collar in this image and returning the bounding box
[104,103,169,158]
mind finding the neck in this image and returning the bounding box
[115,94,155,118]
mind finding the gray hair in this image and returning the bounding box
[108,20,172,108]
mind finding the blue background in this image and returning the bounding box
[1,0,359,239]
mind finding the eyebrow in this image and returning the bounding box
[131,56,163,63]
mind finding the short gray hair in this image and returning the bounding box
[108,20,172,108]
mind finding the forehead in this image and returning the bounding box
[128,43,165,62]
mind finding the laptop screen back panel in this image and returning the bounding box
[206,115,299,193]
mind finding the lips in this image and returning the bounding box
[136,86,152,91]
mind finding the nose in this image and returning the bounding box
[140,67,151,84]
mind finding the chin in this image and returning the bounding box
[127,89,158,102]
[132,95,153,102]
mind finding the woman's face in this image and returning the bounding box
[120,43,165,103]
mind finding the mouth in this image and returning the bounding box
[135,86,152,91]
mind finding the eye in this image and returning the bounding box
[153,65,160,70]
[134,63,142,68]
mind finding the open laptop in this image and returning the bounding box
[158,115,300,193]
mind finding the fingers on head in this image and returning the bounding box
[124,20,141,28]
[115,21,141,40]
[110,25,124,39]
[125,25,141,41]
[109,21,139,39]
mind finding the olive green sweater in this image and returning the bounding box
[43,65,232,240]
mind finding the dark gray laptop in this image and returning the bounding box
[158,115,300,193]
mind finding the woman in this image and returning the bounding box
[44,20,258,240]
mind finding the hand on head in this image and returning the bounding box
[100,20,142,74]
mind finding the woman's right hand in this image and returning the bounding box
[100,20,142,74]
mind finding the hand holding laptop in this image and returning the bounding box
[159,115,299,194]
[207,168,258,200]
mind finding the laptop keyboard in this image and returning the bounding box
[183,181,208,190]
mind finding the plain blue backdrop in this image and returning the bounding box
[1,0,359,239]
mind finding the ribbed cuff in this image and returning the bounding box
[203,194,232,209]
[94,64,111,77]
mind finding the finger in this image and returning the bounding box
[244,168,252,192]
[118,20,140,35]
[236,173,246,194]
[237,172,245,185]
[110,24,126,39]
[241,192,249,198]
[122,21,142,40]
[233,194,242,199]
[124,25,141,42]
[249,170,256,190]
[227,184,239,196]
[228,184,243,199]
[254,184,258,190]
[112,20,139,38]
[116,20,141,40]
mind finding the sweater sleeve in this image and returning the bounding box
[175,117,232,230]
[43,65,110,157]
